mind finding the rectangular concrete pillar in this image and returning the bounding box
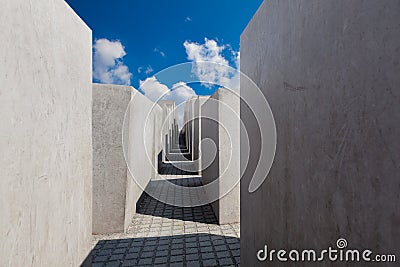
[0,1,92,266]
[184,97,200,162]
[124,90,163,228]
[92,84,131,234]
[93,84,162,234]
[159,100,177,162]
[240,0,400,265]
[202,88,240,224]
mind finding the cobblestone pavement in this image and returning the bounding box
[91,175,240,267]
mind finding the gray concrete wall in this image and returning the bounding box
[198,96,209,175]
[93,84,163,234]
[193,97,200,163]
[92,84,131,234]
[240,0,400,265]
[124,90,163,229]
[159,100,176,162]
[0,0,92,266]
[202,88,240,224]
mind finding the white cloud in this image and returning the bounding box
[169,82,196,105]
[93,39,132,85]
[145,66,154,74]
[140,77,196,104]
[183,38,239,89]
[154,48,166,57]
[140,76,169,102]
[169,82,197,127]
[140,77,197,127]
[185,17,192,22]
[234,51,240,68]
[138,65,154,75]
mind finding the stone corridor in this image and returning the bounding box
[90,171,240,267]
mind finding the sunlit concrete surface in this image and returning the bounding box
[0,0,92,266]
[93,84,163,234]
[202,88,240,224]
[124,86,164,231]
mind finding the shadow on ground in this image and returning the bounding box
[137,192,218,224]
[137,177,217,224]
[88,233,240,267]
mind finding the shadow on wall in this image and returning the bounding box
[87,234,240,266]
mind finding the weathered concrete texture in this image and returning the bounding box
[0,0,92,266]
[240,0,400,265]
[92,84,132,234]
[124,89,163,228]
[202,88,240,224]
[93,84,163,234]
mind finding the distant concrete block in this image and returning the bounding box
[0,1,92,265]
[241,0,400,265]
[202,88,240,224]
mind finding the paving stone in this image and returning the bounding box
[92,173,240,266]
[215,245,228,251]
[200,246,213,253]
[142,246,156,252]
[229,243,240,250]
[157,244,169,251]
[109,254,124,261]
[113,248,127,254]
[217,251,230,258]
[154,257,168,264]
[138,258,153,265]
[186,261,201,266]
[93,255,108,262]
[171,243,184,249]
[200,241,212,247]
[203,259,218,266]
[125,252,139,260]
[186,253,199,261]
[170,262,184,267]
[128,247,141,253]
[219,257,235,265]
[185,248,198,254]
[140,251,154,258]
[185,243,198,250]
[155,250,168,257]
[231,249,240,257]
[170,255,184,262]
[117,242,130,248]
[171,249,183,255]
[158,239,170,245]
[121,259,137,266]
[105,261,121,267]
[201,252,216,260]
[98,249,113,256]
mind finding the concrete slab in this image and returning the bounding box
[240,0,400,265]
[93,84,163,234]
[0,1,92,265]
[202,88,240,224]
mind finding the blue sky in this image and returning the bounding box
[65,0,262,100]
